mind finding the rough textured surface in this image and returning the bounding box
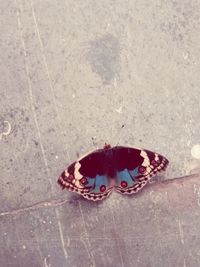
[0,0,200,266]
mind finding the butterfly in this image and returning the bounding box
[57,144,169,201]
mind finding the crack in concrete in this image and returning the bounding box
[15,0,70,263]
[0,198,69,217]
[0,173,198,218]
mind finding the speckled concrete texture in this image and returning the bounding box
[1,0,200,266]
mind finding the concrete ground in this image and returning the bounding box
[1,0,200,266]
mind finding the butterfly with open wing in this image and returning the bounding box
[58,144,169,201]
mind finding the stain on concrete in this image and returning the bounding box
[87,33,120,84]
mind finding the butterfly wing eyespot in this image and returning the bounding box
[65,174,74,183]
[100,185,106,192]
[121,181,128,188]
[80,177,88,185]
[138,166,146,174]
[150,159,161,167]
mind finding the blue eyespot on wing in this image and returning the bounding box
[115,168,148,194]
[82,175,113,201]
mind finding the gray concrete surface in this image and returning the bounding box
[1,0,200,266]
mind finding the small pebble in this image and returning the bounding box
[191,144,200,159]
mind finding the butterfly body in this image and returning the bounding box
[58,144,169,201]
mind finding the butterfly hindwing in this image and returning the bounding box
[114,147,169,194]
[58,149,113,201]
[115,169,148,194]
